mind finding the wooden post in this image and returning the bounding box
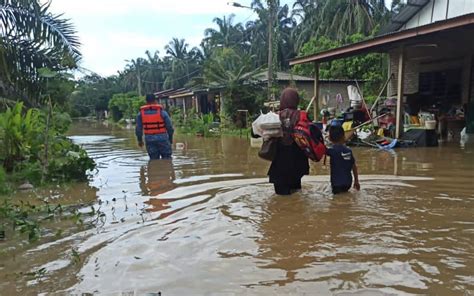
[462,55,473,104]
[219,92,225,120]
[194,96,199,113]
[396,48,405,139]
[182,97,186,123]
[313,62,320,122]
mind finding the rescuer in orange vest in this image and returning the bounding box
[136,94,174,159]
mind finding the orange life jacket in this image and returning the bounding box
[140,104,167,135]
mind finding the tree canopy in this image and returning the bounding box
[0,0,80,105]
[1,0,402,116]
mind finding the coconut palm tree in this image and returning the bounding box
[0,0,80,104]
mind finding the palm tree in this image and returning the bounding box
[293,0,389,45]
[245,0,296,69]
[142,50,165,93]
[204,14,245,50]
[202,48,263,118]
[0,0,80,104]
[292,0,323,50]
[163,38,201,89]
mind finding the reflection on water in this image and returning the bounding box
[1,119,473,295]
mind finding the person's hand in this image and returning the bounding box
[138,141,144,148]
[354,181,360,191]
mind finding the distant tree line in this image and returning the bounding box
[1,0,406,117]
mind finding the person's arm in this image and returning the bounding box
[352,162,360,190]
[326,147,333,156]
[135,112,144,147]
[162,110,174,143]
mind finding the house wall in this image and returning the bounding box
[388,51,420,96]
[285,81,360,110]
[388,51,474,105]
[402,0,474,30]
[173,96,193,112]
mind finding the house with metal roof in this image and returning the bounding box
[290,0,474,140]
[154,71,362,117]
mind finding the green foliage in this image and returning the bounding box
[46,138,95,182]
[108,92,145,122]
[0,0,80,103]
[200,47,265,122]
[0,102,95,187]
[0,102,43,172]
[293,0,389,46]
[173,108,220,137]
[70,75,125,118]
[0,167,9,194]
[0,198,41,242]
[293,34,387,97]
[0,196,105,243]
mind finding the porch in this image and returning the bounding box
[290,13,474,140]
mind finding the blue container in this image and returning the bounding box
[330,119,344,127]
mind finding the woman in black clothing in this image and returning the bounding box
[268,88,309,195]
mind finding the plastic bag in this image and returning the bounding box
[251,111,281,137]
[252,112,265,136]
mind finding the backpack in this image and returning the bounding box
[292,111,327,162]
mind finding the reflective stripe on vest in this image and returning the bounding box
[140,104,167,135]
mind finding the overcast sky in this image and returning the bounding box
[49,0,394,77]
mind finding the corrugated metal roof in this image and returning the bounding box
[290,13,474,65]
[380,0,430,34]
[252,71,314,82]
[154,88,187,98]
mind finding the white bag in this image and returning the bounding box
[262,128,282,139]
[252,112,265,136]
[252,111,281,137]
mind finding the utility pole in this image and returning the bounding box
[125,59,142,96]
[228,1,275,100]
[136,60,142,96]
[267,0,274,101]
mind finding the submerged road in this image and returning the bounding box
[1,120,473,295]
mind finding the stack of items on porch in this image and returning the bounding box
[320,85,398,148]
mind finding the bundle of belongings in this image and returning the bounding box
[252,111,282,140]
[252,111,282,160]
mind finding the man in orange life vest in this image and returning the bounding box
[136,94,174,159]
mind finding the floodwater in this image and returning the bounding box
[1,119,474,295]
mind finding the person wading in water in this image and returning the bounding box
[268,88,309,195]
[136,94,174,159]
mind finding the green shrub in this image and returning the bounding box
[0,167,9,194]
[0,102,95,186]
[47,139,95,181]
[108,92,145,122]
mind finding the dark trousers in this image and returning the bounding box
[332,185,351,194]
[146,140,172,160]
[274,180,302,195]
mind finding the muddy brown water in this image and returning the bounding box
[1,119,473,295]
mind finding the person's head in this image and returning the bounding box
[329,125,345,144]
[146,94,157,104]
[279,88,300,110]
